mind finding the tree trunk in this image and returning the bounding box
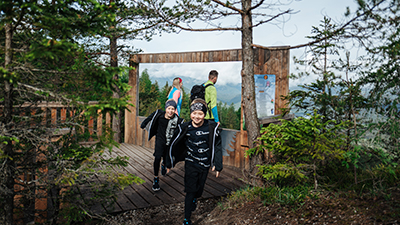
[110,36,121,143]
[3,21,15,225]
[241,0,262,185]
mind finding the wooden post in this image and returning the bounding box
[97,109,102,137]
[125,55,139,144]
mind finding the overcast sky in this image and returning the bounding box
[128,0,359,87]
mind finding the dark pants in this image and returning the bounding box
[153,148,168,176]
[184,162,209,220]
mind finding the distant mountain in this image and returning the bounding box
[149,76,242,107]
[148,77,315,111]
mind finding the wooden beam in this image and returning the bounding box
[124,55,139,144]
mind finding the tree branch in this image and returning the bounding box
[211,0,243,14]
[252,9,292,28]
[17,82,74,103]
[159,13,241,32]
[249,0,265,11]
[289,0,386,50]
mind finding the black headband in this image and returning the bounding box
[165,100,177,110]
[190,102,207,115]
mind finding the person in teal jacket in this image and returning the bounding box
[167,77,183,116]
[204,70,220,125]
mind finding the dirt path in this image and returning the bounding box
[89,189,400,225]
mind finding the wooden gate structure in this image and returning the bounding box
[124,45,290,170]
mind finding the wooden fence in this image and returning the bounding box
[1,101,108,224]
[130,116,251,171]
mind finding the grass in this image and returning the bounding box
[219,184,318,210]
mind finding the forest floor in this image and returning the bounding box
[86,187,400,225]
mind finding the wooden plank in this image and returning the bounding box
[118,145,186,199]
[235,134,242,168]
[127,143,244,189]
[83,142,245,215]
[98,148,152,210]
[78,185,107,214]
[127,144,235,196]
[121,185,151,209]
[125,58,139,144]
[97,110,102,136]
[137,117,144,147]
[149,137,155,149]
[142,127,147,148]
[134,117,143,145]
[88,117,94,136]
[135,49,250,64]
[114,191,136,212]
[105,148,163,207]
[60,108,66,123]
[144,129,151,148]
[106,112,111,128]
[122,144,219,199]
[114,145,181,204]
[279,49,290,114]
[51,108,57,125]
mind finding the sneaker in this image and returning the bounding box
[161,164,167,176]
[182,218,192,225]
[152,177,160,191]
[191,198,197,212]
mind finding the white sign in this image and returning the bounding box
[254,74,276,118]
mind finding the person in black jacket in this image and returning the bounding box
[140,99,184,191]
[166,98,222,225]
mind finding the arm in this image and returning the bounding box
[211,107,219,123]
[209,87,219,123]
[212,127,223,175]
[172,90,181,115]
[165,124,181,169]
[140,110,157,129]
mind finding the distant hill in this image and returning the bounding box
[149,76,314,112]
[149,76,242,107]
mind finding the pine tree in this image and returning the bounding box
[0,1,142,223]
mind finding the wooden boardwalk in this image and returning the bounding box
[91,143,245,214]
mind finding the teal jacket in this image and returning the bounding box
[204,80,219,123]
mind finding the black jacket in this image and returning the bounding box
[140,109,184,141]
[166,120,223,172]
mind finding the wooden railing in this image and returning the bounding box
[132,116,250,171]
[1,101,110,224]
[1,101,111,142]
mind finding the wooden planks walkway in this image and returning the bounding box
[89,143,245,214]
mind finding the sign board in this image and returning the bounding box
[254,74,276,118]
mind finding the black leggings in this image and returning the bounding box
[153,155,162,176]
[184,192,196,220]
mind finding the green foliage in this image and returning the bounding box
[358,26,400,164]
[248,110,349,189]
[218,102,241,130]
[159,81,172,109]
[179,90,192,122]
[257,163,308,186]
[139,69,162,116]
[223,0,400,213]
[0,1,148,223]
[221,185,317,209]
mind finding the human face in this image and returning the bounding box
[212,76,218,84]
[180,81,183,88]
[165,106,175,119]
[190,110,205,127]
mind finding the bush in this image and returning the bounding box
[248,110,349,189]
[221,185,317,209]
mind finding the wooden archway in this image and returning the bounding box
[124,46,289,169]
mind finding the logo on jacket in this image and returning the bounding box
[196,131,209,136]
